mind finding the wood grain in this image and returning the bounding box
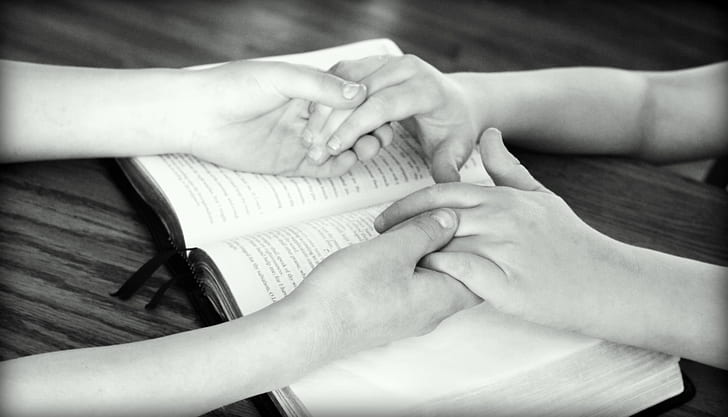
[1,1,726,416]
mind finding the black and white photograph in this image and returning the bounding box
[1,1,726,416]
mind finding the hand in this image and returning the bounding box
[287,208,480,356]
[302,55,479,182]
[178,60,368,176]
[374,128,636,333]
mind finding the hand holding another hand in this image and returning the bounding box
[303,55,479,182]
[287,207,480,357]
[179,60,368,177]
[375,129,639,335]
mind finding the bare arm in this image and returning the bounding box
[593,242,728,369]
[376,129,728,369]
[0,209,477,416]
[455,62,728,162]
[0,300,335,417]
[0,60,196,162]
[0,59,368,176]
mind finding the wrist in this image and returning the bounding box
[569,234,650,339]
[124,67,212,157]
[448,72,500,138]
[152,68,208,155]
[274,291,346,366]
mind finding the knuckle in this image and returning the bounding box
[411,215,441,242]
[401,53,423,68]
[449,255,473,280]
[365,95,389,117]
[496,186,520,203]
[420,186,440,206]
[315,70,335,90]
[337,118,364,142]
[495,211,518,234]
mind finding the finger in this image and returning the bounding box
[328,55,393,83]
[306,107,353,165]
[327,83,434,155]
[412,268,482,319]
[372,124,394,148]
[383,205,501,239]
[315,107,357,154]
[382,208,459,265]
[291,150,358,177]
[429,142,462,183]
[357,55,422,94]
[305,144,329,165]
[440,234,504,254]
[479,128,550,193]
[420,252,507,303]
[302,105,333,148]
[444,207,505,238]
[303,56,393,149]
[374,183,485,233]
[266,63,367,109]
[431,136,477,183]
[352,135,381,162]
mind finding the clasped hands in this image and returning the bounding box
[184,56,626,352]
[182,54,476,180]
[296,55,623,337]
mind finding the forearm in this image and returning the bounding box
[640,63,728,162]
[0,60,194,162]
[452,68,649,156]
[580,239,728,369]
[452,63,728,162]
[0,296,336,417]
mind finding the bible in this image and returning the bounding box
[115,39,687,416]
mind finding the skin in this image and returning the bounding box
[0,59,369,177]
[0,59,480,416]
[303,56,728,369]
[0,208,478,417]
[376,129,728,370]
[304,56,728,179]
[304,55,478,182]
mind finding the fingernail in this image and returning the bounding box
[327,135,342,152]
[342,82,364,100]
[374,215,383,229]
[307,101,316,116]
[484,127,518,164]
[301,129,313,146]
[307,146,324,162]
[431,209,454,229]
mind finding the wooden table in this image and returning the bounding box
[1,1,726,416]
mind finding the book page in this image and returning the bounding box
[127,38,490,247]
[292,304,601,417]
[188,38,403,70]
[132,126,489,247]
[199,205,383,314]
[199,213,604,416]
[198,196,678,417]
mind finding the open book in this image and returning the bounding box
[117,39,685,416]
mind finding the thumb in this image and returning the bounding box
[430,141,469,183]
[267,63,367,109]
[479,128,550,192]
[384,208,458,264]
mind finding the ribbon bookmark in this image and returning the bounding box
[110,249,179,300]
